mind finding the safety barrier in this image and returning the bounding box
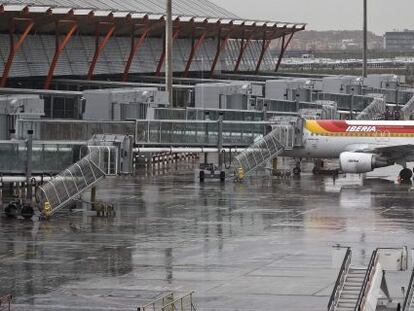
[403,268,414,311]
[327,247,352,311]
[355,249,380,311]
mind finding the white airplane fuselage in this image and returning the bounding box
[282,120,414,162]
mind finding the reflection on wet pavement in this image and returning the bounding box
[1,163,414,310]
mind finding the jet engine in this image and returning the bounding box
[339,152,391,173]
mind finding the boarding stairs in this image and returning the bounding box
[36,134,134,218]
[37,146,118,217]
[356,96,386,120]
[329,247,408,311]
[336,268,367,310]
[232,118,303,177]
[401,94,414,120]
[403,269,414,311]
[137,291,196,311]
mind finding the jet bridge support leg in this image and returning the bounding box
[90,186,96,211]
[272,158,278,176]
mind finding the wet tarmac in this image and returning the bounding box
[1,161,414,310]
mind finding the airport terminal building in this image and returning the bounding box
[0,0,305,87]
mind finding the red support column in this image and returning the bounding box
[1,18,34,87]
[234,32,253,72]
[255,30,273,74]
[156,28,180,76]
[122,25,151,82]
[87,22,116,80]
[275,32,295,72]
[44,21,77,89]
[184,30,207,77]
[210,27,232,77]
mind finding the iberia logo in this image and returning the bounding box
[346,125,377,132]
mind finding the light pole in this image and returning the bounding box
[363,0,368,77]
[165,0,173,106]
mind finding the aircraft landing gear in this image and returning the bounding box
[293,159,302,176]
[399,168,413,184]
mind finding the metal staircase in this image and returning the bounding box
[401,95,414,120]
[329,247,410,311]
[356,96,386,120]
[37,146,118,217]
[336,268,367,310]
[232,119,302,177]
[403,269,414,311]
[328,248,381,311]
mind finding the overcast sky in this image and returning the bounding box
[209,0,414,35]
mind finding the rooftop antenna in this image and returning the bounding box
[166,0,173,106]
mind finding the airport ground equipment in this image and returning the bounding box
[328,247,408,311]
[356,96,387,120]
[199,163,226,182]
[232,118,303,177]
[403,268,414,311]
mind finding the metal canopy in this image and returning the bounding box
[0,2,306,40]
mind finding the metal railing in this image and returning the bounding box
[355,249,380,311]
[139,292,174,311]
[401,95,414,120]
[356,97,386,120]
[328,247,352,311]
[232,124,295,176]
[37,146,117,217]
[0,295,12,311]
[403,268,414,311]
[160,292,196,311]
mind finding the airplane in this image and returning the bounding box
[282,119,414,182]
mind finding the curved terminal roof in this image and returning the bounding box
[0,1,306,40]
[1,0,239,18]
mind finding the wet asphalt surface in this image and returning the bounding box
[1,160,414,310]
